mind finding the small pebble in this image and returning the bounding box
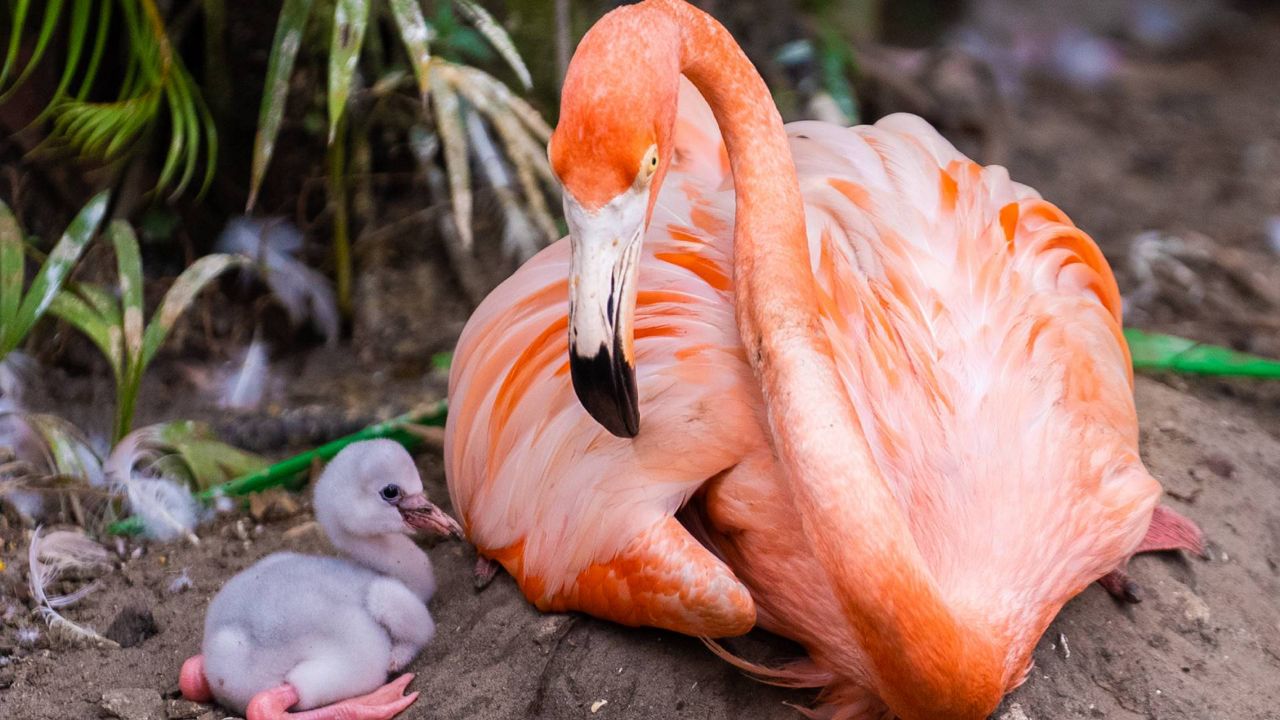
[101,688,165,720]
[999,702,1031,720]
[591,699,608,713]
[165,698,207,719]
[283,521,321,542]
[249,489,300,523]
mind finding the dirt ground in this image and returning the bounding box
[4,4,1280,720]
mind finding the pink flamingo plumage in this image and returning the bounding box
[444,2,1203,717]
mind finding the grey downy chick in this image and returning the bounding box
[178,440,463,719]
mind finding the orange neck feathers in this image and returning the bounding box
[557,2,1006,716]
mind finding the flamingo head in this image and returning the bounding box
[548,11,681,438]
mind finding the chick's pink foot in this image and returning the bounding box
[246,674,419,720]
[179,655,213,703]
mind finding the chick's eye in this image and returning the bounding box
[379,484,401,503]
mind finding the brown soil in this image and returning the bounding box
[4,5,1280,720]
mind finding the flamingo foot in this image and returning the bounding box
[246,674,418,720]
[179,655,213,703]
[1099,505,1206,603]
[474,556,500,590]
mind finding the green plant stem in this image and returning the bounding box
[329,113,352,316]
[106,401,447,536]
[113,376,139,444]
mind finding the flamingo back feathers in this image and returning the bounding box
[445,94,1162,713]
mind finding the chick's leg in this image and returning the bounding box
[179,655,213,703]
[245,675,418,720]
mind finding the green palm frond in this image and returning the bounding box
[250,0,557,252]
[0,193,109,360]
[1,0,217,198]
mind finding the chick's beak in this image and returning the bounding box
[566,192,646,439]
[398,493,464,540]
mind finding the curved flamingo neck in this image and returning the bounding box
[610,1,1006,716]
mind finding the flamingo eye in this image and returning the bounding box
[636,144,660,186]
[379,484,401,503]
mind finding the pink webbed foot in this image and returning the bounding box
[179,655,213,703]
[474,555,500,590]
[246,674,419,720]
[1099,505,1207,603]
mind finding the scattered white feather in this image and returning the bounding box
[168,568,194,594]
[216,218,340,344]
[106,426,204,545]
[15,627,40,648]
[125,478,201,544]
[214,337,280,410]
[26,527,117,646]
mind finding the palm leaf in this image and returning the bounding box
[108,222,145,363]
[44,0,91,108]
[249,0,316,209]
[0,201,25,352]
[429,66,472,249]
[455,64,551,140]
[70,282,124,328]
[18,413,104,483]
[4,193,107,356]
[139,254,245,370]
[156,421,267,491]
[74,0,111,101]
[452,0,531,90]
[389,0,434,98]
[328,0,371,144]
[48,291,122,379]
[1125,329,1280,378]
[42,0,215,198]
[0,0,65,103]
[0,0,35,91]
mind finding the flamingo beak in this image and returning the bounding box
[398,493,464,539]
[566,191,645,438]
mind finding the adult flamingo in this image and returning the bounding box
[444,1,1202,717]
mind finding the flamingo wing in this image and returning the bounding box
[444,80,763,636]
[698,115,1161,697]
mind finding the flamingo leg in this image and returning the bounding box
[245,674,418,720]
[474,555,500,590]
[1098,505,1206,603]
[179,655,213,703]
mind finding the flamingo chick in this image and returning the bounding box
[178,440,462,720]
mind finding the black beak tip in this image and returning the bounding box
[570,344,639,439]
